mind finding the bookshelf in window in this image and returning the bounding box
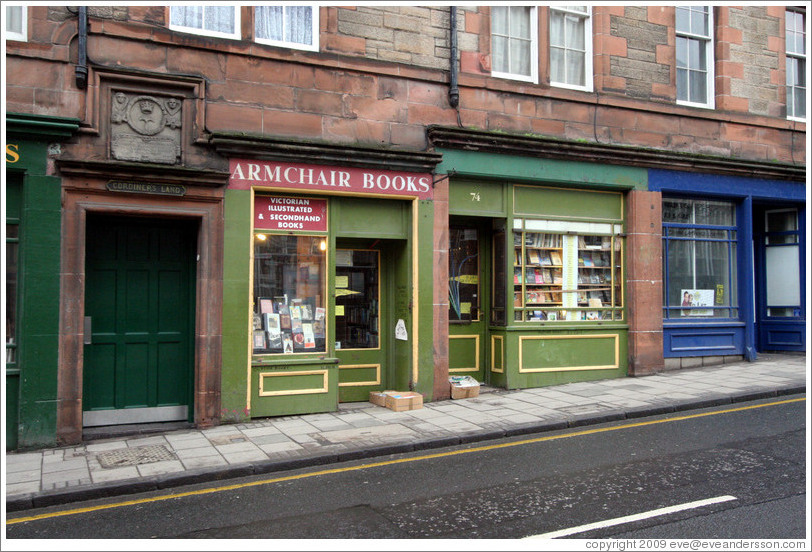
[513,230,623,322]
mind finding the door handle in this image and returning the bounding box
[83,316,92,345]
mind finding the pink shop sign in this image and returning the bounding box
[230,158,433,200]
[254,195,327,232]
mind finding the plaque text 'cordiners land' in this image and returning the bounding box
[107,181,187,196]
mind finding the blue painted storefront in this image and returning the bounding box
[649,169,806,360]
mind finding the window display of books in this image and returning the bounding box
[513,230,623,322]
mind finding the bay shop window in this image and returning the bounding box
[252,196,328,355]
[512,219,624,322]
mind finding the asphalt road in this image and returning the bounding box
[5,395,806,541]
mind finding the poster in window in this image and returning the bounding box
[259,298,274,314]
[264,313,282,349]
[303,323,316,349]
[680,289,714,316]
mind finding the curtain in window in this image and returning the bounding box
[6,6,23,34]
[491,6,532,76]
[256,6,312,45]
[550,9,586,86]
[171,6,203,29]
[171,6,234,34]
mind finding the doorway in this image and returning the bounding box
[83,215,197,426]
[448,217,492,383]
[334,240,393,402]
[754,205,806,352]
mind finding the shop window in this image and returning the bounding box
[169,5,240,39]
[786,9,806,121]
[252,234,326,354]
[255,6,318,51]
[6,222,18,365]
[491,222,507,325]
[764,209,801,318]
[449,227,480,323]
[6,5,27,41]
[662,198,737,319]
[549,6,593,92]
[491,6,538,83]
[512,221,624,322]
[335,250,379,349]
[676,5,714,109]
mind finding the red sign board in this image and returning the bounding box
[254,195,327,232]
[230,158,433,200]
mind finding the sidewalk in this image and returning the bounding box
[5,354,806,513]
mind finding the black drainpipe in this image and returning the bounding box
[75,6,88,89]
[448,6,459,109]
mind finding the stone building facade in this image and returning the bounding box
[5,5,805,449]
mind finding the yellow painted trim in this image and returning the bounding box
[258,369,329,397]
[490,335,504,373]
[338,364,381,387]
[9,398,804,526]
[449,334,480,373]
[518,333,619,373]
[411,198,419,385]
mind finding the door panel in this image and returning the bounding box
[755,206,805,352]
[335,245,389,402]
[448,221,488,382]
[83,216,195,426]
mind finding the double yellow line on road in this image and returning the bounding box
[6,396,805,525]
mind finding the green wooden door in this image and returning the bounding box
[334,244,390,401]
[83,216,195,426]
[448,221,489,382]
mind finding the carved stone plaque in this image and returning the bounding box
[110,91,182,164]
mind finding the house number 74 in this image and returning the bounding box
[470,192,481,202]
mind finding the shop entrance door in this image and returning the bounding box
[334,242,391,401]
[83,216,196,426]
[448,219,489,383]
[754,206,806,352]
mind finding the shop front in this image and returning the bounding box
[431,130,652,390]
[221,157,438,420]
[650,169,806,364]
[5,113,79,450]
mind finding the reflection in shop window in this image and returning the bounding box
[252,234,326,354]
[764,209,801,318]
[449,227,479,322]
[335,250,379,349]
[662,198,738,319]
[6,223,18,364]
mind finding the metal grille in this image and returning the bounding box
[96,445,177,469]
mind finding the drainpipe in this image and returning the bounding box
[448,6,459,109]
[75,6,88,89]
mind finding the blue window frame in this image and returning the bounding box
[662,198,738,320]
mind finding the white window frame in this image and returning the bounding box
[254,6,319,52]
[168,5,241,40]
[675,6,715,109]
[549,5,593,93]
[786,9,807,122]
[5,5,27,42]
[491,6,539,84]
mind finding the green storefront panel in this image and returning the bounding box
[6,114,79,449]
[513,185,624,223]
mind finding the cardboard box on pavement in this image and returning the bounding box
[370,390,423,411]
[449,376,480,399]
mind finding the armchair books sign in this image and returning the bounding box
[230,158,434,200]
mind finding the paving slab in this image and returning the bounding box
[4,354,805,513]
